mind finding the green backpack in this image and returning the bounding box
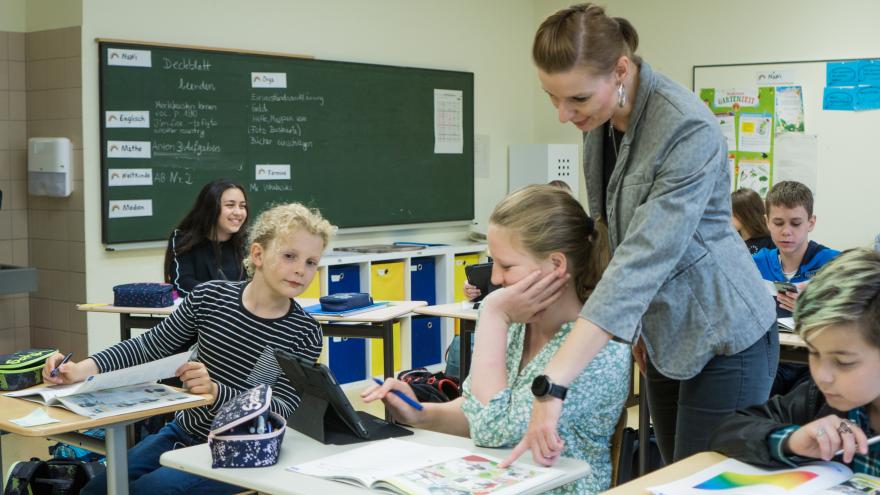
[3,458,104,495]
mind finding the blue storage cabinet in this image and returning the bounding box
[327,265,367,384]
[410,257,442,367]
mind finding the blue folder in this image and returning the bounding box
[302,301,389,317]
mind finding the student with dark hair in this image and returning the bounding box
[731,188,774,254]
[163,179,249,298]
[503,3,777,467]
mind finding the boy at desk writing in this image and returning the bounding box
[711,249,880,473]
[364,185,630,494]
[42,203,333,495]
[753,181,839,397]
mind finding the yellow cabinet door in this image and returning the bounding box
[370,261,405,376]
[453,253,480,335]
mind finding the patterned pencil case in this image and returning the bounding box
[208,384,286,468]
[112,283,174,308]
[319,292,373,312]
[0,348,57,391]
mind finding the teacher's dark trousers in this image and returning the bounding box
[645,324,779,464]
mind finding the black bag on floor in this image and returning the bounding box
[615,426,665,485]
[4,457,104,495]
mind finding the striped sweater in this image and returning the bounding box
[90,280,322,441]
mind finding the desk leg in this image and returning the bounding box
[382,321,395,421]
[118,314,131,341]
[105,423,129,495]
[460,320,475,381]
[638,372,650,476]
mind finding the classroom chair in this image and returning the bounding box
[609,407,629,487]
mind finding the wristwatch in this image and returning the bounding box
[531,374,568,401]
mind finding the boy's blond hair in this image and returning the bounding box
[243,203,334,277]
[795,248,880,347]
[765,181,814,217]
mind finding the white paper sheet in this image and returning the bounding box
[738,113,773,153]
[773,133,819,195]
[10,408,60,427]
[434,89,463,154]
[76,351,192,394]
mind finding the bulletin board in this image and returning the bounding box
[694,58,880,249]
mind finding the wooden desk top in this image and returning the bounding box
[78,300,427,323]
[413,302,478,321]
[0,387,212,437]
[603,451,727,494]
[779,331,806,348]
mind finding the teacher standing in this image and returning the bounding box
[502,4,777,466]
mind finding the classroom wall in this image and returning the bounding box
[0,28,29,353]
[532,0,880,250]
[80,0,537,353]
[0,0,26,33]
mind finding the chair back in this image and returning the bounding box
[609,407,629,487]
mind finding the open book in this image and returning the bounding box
[5,352,201,419]
[649,458,880,494]
[288,438,568,495]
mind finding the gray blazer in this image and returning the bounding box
[580,62,775,379]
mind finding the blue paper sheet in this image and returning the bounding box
[823,86,856,110]
[303,301,389,316]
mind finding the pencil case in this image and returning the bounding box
[0,348,57,391]
[319,292,373,312]
[208,384,286,468]
[112,283,173,308]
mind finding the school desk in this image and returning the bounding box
[603,451,727,494]
[412,302,477,379]
[78,300,427,381]
[779,331,808,364]
[160,426,590,495]
[0,387,212,495]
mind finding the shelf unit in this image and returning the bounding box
[301,244,487,384]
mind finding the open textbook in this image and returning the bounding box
[288,438,568,495]
[649,457,880,495]
[4,351,201,419]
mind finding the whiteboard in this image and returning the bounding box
[694,60,880,250]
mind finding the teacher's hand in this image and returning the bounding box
[481,270,569,325]
[499,397,565,467]
[632,336,647,375]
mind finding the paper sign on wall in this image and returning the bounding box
[255,164,291,180]
[107,48,152,68]
[105,111,150,128]
[251,73,287,88]
[108,200,153,218]
[108,168,153,186]
[107,141,151,159]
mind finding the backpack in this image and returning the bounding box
[4,457,104,495]
[397,368,461,403]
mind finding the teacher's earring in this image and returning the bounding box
[617,83,627,108]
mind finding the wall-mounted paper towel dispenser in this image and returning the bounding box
[28,137,73,197]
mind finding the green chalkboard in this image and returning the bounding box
[99,41,474,244]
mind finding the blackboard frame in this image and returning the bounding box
[98,39,474,245]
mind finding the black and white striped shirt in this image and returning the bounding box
[90,280,322,441]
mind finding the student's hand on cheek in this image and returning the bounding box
[786,415,869,462]
[481,270,569,324]
[177,361,217,396]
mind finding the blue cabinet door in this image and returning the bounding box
[327,265,366,383]
[411,316,442,368]
[410,257,436,305]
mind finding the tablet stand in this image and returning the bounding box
[290,391,412,445]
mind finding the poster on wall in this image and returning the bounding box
[774,86,805,133]
[699,87,776,196]
[824,59,880,111]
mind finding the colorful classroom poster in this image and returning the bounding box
[774,86,805,133]
[700,86,776,195]
[715,112,736,151]
[737,158,771,196]
[738,113,773,153]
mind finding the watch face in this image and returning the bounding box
[531,375,550,396]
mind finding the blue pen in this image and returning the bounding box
[373,378,423,411]
[50,352,73,378]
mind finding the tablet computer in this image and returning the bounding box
[275,350,412,445]
[464,262,501,302]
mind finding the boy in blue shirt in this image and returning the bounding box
[753,181,839,396]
